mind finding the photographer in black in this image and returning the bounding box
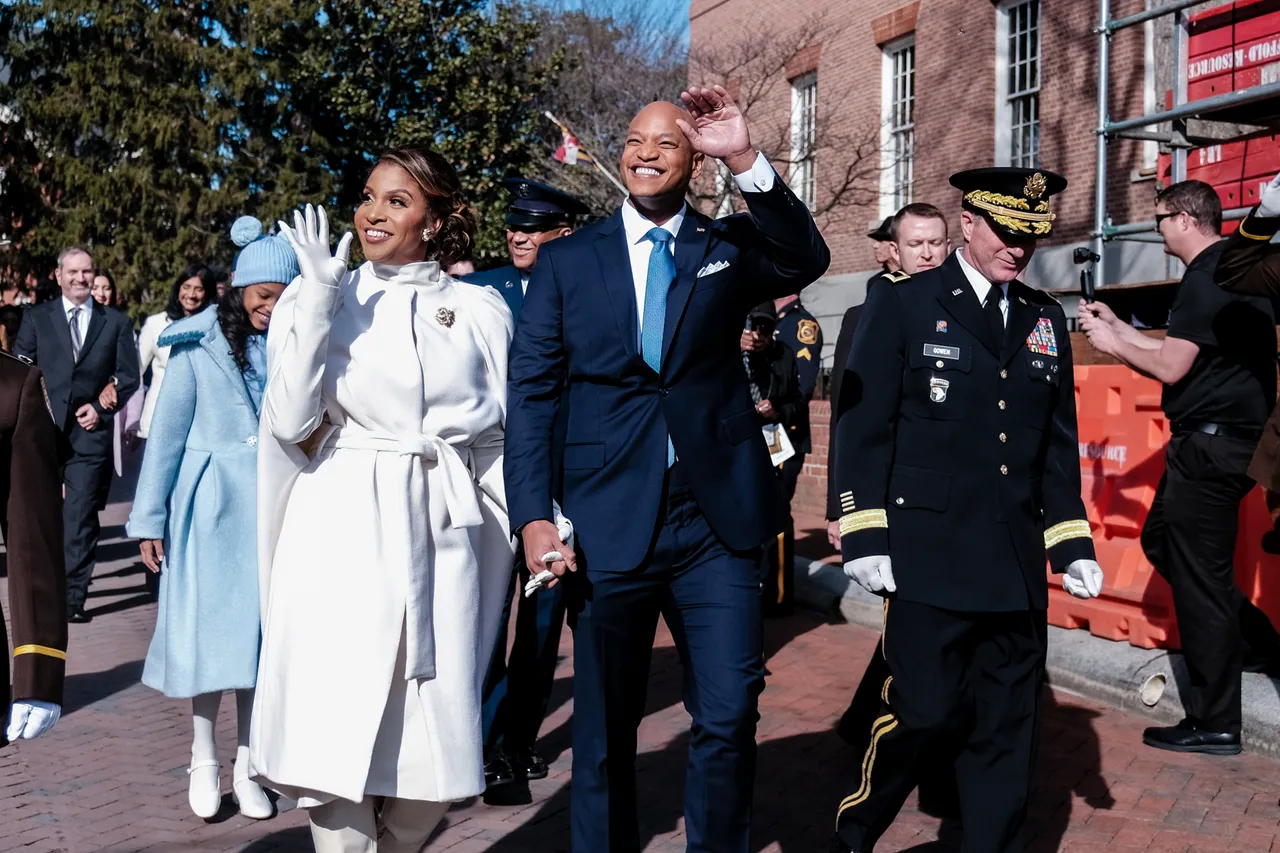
[741,301,806,616]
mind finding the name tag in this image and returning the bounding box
[923,344,960,360]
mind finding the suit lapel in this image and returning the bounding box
[935,253,1000,356]
[1001,288,1041,367]
[77,302,106,365]
[594,211,640,361]
[49,300,76,364]
[661,212,713,364]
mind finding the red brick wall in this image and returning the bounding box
[795,400,831,519]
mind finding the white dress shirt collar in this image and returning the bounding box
[621,200,686,248]
[956,247,1008,314]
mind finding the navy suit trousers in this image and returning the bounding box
[569,463,765,853]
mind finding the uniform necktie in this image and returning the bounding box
[983,288,1005,344]
[68,306,82,361]
[642,227,676,467]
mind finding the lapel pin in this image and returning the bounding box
[696,227,705,233]
[435,307,456,328]
[951,288,964,296]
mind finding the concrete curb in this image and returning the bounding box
[795,557,1280,758]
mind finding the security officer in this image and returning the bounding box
[828,168,1105,853]
[767,292,822,614]
[463,177,590,790]
[0,351,67,749]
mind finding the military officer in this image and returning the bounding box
[1,351,67,749]
[827,168,1105,853]
[463,178,589,790]
[764,293,822,614]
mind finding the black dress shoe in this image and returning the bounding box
[1143,722,1241,755]
[484,749,515,788]
[508,745,548,780]
[67,606,92,624]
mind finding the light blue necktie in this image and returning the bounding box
[642,227,676,467]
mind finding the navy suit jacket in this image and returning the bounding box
[462,265,524,319]
[14,299,140,457]
[505,176,830,571]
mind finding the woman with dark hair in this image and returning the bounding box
[91,270,120,308]
[251,148,564,852]
[136,265,214,439]
[127,216,298,821]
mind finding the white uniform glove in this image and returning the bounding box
[551,500,574,549]
[277,204,353,289]
[1259,171,1280,218]
[1063,559,1105,599]
[6,700,61,742]
[843,555,896,595]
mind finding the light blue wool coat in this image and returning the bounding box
[126,306,264,698]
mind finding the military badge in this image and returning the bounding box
[1025,317,1058,356]
[929,377,950,403]
[797,319,819,345]
[1024,172,1048,200]
[435,307,456,327]
[796,346,812,361]
[935,320,948,333]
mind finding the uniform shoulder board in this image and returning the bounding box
[0,350,34,365]
[881,270,911,284]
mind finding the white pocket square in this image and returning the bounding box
[697,260,731,278]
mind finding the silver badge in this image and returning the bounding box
[929,377,950,403]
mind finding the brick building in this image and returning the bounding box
[689,0,1194,370]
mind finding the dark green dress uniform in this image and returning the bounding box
[0,352,67,746]
[830,169,1094,853]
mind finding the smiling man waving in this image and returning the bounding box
[504,88,829,853]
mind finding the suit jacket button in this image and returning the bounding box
[998,400,1007,410]
[1000,369,1008,379]
[895,497,905,506]
[999,432,1007,443]
[1000,464,1009,475]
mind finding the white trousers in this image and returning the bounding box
[309,797,449,853]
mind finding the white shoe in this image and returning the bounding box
[187,759,221,819]
[232,763,273,820]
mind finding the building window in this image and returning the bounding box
[789,71,817,211]
[881,37,915,215]
[997,0,1041,168]
[714,162,734,218]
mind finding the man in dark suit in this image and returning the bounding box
[505,87,829,853]
[15,247,139,623]
[1,349,67,748]
[463,178,590,790]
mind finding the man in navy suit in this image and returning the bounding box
[505,87,829,853]
[15,247,139,623]
[463,178,591,790]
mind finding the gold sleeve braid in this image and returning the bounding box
[840,509,888,536]
[1043,519,1092,549]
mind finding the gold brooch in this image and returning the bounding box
[435,307,455,327]
[1024,172,1048,200]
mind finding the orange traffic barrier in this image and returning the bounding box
[1047,363,1280,649]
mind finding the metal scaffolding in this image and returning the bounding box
[1092,0,1280,288]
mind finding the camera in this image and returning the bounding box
[1073,247,1101,265]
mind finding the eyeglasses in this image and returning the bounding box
[1154,210,1183,228]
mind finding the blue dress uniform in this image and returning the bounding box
[462,177,590,789]
[765,298,821,613]
[830,169,1095,853]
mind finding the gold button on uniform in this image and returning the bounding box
[999,432,1007,443]
[998,400,1007,410]
[1000,464,1009,475]
[1000,369,1008,379]
[936,360,944,368]
[895,497,905,506]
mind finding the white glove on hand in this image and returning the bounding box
[551,500,575,549]
[1063,559,1105,599]
[6,700,61,742]
[843,555,896,595]
[1258,171,1280,218]
[277,204,353,289]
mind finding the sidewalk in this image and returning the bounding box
[4,504,1280,851]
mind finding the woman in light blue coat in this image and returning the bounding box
[127,216,297,822]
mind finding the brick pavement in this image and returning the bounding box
[6,506,1280,852]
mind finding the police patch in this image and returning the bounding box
[797,319,819,345]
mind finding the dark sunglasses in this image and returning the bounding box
[1154,210,1183,227]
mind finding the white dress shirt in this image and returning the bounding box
[520,272,530,296]
[619,151,776,346]
[955,247,1008,325]
[62,295,92,347]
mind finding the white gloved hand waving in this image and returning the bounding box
[1063,559,1105,599]
[843,555,896,595]
[1257,172,1280,218]
[277,204,353,289]
[6,700,61,742]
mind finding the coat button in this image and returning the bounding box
[1000,464,1009,475]
[999,432,1007,443]
[936,360,944,368]
[998,400,1007,410]
[247,436,258,446]
[1000,369,1008,379]
[895,497,905,506]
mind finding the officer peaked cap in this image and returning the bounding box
[950,167,1067,239]
[502,178,592,231]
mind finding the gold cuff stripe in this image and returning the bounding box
[838,713,900,818]
[1237,218,1273,241]
[1044,520,1093,549]
[840,510,888,536]
[13,644,67,661]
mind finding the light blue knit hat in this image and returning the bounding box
[230,215,300,287]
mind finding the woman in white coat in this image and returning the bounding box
[136,265,214,439]
[251,148,554,853]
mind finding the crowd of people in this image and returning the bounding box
[2,80,1280,853]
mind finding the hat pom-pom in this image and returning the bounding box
[230,215,263,248]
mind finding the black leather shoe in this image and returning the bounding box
[1143,722,1241,755]
[509,745,548,780]
[484,749,515,788]
[67,605,92,624]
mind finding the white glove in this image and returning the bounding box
[1259,171,1280,218]
[843,555,896,595]
[1063,559,1105,599]
[6,700,61,742]
[551,500,574,549]
[277,204,353,289]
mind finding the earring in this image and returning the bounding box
[421,228,431,243]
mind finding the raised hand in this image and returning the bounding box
[1259,171,1280,218]
[277,204,353,289]
[677,85,755,172]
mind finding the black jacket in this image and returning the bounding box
[14,298,140,456]
[745,340,806,448]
